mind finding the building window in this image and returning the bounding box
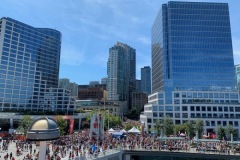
[206,121,210,126]
[235,107,240,112]
[147,118,152,123]
[174,106,180,111]
[223,121,227,126]
[218,107,222,112]
[211,121,215,126]
[175,113,180,118]
[182,106,188,111]
[175,120,181,124]
[202,106,206,111]
[191,106,195,111]
[174,93,179,98]
[159,113,164,117]
[196,106,200,111]
[159,106,164,111]
[213,106,217,111]
[182,113,188,118]
[234,121,239,127]
[224,114,229,118]
[153,112,158,117]
[202,113,206,118]
[166,113,173,117]
[166,106,173,111]
[191,113,195,118]
[207,106,211,112]
[208,114,212,118]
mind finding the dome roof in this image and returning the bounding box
[26,117,60,141]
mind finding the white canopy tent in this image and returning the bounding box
[121,129,127,133]
[128,126,140,134]
[108,128,115,133]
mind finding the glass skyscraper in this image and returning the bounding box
[152,1,235,94]
[0,17,62,111]
[141,2,240,137]
[141,66,151,94]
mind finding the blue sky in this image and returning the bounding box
[1,0,240,85]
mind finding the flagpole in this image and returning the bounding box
[97,108,100,153]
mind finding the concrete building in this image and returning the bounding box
[76,100,126,117]
[59,78,78,98]
[140,1,240,137]
[101,78,107,85]
[130,92,148,113]
[89,81,100,86]
[141,66,151,94]
[135,79,141,92]
[107,42,136,113]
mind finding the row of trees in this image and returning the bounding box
[86,109,122,130]
[154,117,237,140]
[154,117,203,139]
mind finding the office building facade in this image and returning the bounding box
[59,78,78,98]
[0,17,75,111]
[107,42,136,105]
[141,2,240,136]
[141,66,151,94]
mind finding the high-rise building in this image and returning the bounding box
[59,78,78,98]
[0,17,74,111]
[141,66,151,94]
[235,65,240,92]
[101,78,107,85]
[141,2,240,137]
[89,81,100,86]
[107,42,136,112]
[135,79,141,92]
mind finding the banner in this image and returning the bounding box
[90,113,104,141]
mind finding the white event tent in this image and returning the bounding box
[128,126,140,134]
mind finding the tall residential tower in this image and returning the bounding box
[107,42,136,112]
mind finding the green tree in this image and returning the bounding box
[195,119,204,139]
[126,109,140,120]
[225,125,237,140]
[217,125,225,140]
[154,120,163,134]
[87,110,122,130]
[124,124,133,131]
[163,117,174,136]
[55,115,67,136]
[17,115,33,136]
[185,121,195,139]
[175,123,188,135]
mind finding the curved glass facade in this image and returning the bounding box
[152,2,236,93]
[0,17,61,110]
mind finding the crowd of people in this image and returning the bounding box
[0,129,239,160]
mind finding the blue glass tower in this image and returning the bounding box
[152,1,236,94]
[0,17,61,111]
[141,66,151,94]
